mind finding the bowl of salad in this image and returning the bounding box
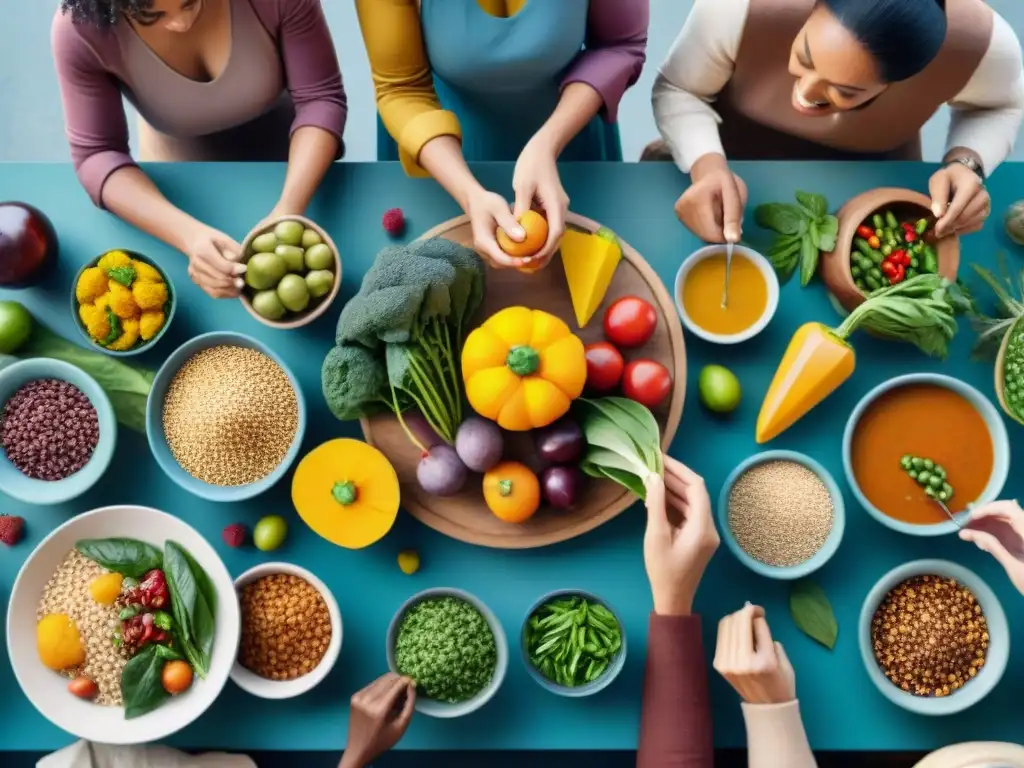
[6,504,240,744]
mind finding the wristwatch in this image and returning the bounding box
[947,155,986,181]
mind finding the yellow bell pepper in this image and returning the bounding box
[462,307,586,431]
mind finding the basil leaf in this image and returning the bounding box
[76,538,163,578]
[809,220,821,250]
[817,215,839,252]
[795,191,828,219]
[163,541,215,677]
[107,265,137,287]
[121,646,170,719]
[754,203,805,235]
[799,236,819,287]
[789,580,838,650]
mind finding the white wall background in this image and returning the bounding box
[2,0,1021,164]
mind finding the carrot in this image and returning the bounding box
[755,275,966,443]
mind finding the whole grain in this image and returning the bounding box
[871,575,988,697]
[728,460,834,567]
[238,573,331,681]
[37,550,127,706]
[162,345,298,486]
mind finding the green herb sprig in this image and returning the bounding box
[966,254,1024,360]
[755,190,839,286]
[525,596,622,687]
[789,579,837,650]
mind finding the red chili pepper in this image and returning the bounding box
[904,231,917,243]
[868,235,881,249]
[881,260,897,277]
[857,225,875,239]
[891,249,908,266]
[892,264,906,283]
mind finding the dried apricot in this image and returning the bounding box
[37,614,85,671]
[162,660,193,694]
[89,573,124,605]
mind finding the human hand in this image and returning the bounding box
[675,153,747,244]
[929,161,990,237]
[960,500,1024,595]
[464,186,524,269]
[183,223,245,299]
[511,136,568,270]
[713,603,796,705]
[339,673,416,768]
[643,456,720,616]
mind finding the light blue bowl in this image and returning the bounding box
[520,589,626,697]
[718,450,845,580]
[842,373,1010,536]
[145,332,306,502]
[386,587,508,718]
[71,250,176,357]
[858,559,1009,715]
[0,359,116,504]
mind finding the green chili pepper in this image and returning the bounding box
[915,218,929,235]
[885,210,899,229]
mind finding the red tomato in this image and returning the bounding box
[584,342,625,392]
[604,296,657,349]
[622,359,672,408]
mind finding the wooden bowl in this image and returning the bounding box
[994,324,1024,426]
[360,213,686,549]
[238,214,342,329]
[821,187,959,313]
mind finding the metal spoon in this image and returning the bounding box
[931,497,970,529]
[721,241,734,308]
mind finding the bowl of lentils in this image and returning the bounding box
[0,358,116,504]
[145,331,306,502]
[858,560,1008,715]
[229,562,342,700]
[386,587,508,718]
[717,450,845,580]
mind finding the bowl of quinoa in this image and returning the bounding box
[145,332,306,502]
[6,504,241,744]
[858,559,1009,715]
[386,587,508,718]
[0,358,116,504]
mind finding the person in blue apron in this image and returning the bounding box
[355,0,647,268]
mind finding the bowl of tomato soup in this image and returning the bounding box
[842,374,1009,536]
[674,245,779,344]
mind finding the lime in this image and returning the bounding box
[253,515,288,552]
[0,301,32,354]
[698,364,741,414]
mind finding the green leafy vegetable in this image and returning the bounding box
[789,579,837,650]
[163,541,215,679]
[966,255,1024,359]
[121,646,170,719]
[107,265,137,287]
[76,538,163,578]
[154,644,183,661]
[524,595,622,687]
[576,397,662,499]
[756,191,839,286]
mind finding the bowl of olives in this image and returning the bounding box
[238,216,342,329]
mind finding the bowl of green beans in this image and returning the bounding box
[521,590,626,697]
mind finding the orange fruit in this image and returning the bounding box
[162,660,194,694]
[497,210,548,259]
[483,461,541,523]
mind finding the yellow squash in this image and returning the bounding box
[462,307,586,431]
[291,439,400,549]
[560,227,622,328]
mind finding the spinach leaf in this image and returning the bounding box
[754,203,805,235]
[106,391,149,434]
[182,548,218,616]
[121,646,170,719]
[76,538,163,578]
[789,580,838,650]
[163,541,214,678]
[795,190,828,220]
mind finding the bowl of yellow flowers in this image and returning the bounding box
[73,250,175,356]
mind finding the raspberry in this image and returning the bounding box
[382,208,406,237]
[222,523,247,548]
[0,515,24,546]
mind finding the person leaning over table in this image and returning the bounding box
[52,0,346,299]
[354,0,648,270]
[650,0,1024,245]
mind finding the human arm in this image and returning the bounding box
[338,673,416,768]
[930,13,1023,237]
[959,500,1024,595]
[636,456,719,768]
[714,605,817,768]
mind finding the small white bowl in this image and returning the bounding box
[229,562,342,699]
[674,244,780,344]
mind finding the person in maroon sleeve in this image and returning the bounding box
[637,455,720,768]
[52,0,347,299]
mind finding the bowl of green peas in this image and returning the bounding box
[822,188,960,313]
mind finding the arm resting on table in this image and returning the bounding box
[742,701,818,768]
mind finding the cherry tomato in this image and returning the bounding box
[622,359,672,409]
[584,342,625,392]
[603,296,657,349]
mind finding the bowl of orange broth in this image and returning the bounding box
[842,373,1010,536]
[674,245,779,344]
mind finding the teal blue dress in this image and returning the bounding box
[376,0,623,163]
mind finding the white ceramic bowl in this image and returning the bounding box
[858,560,1009,715]
[229,562,342,699]
[386,587,508,718]
[6,505,240,744]
[673,244,780,344]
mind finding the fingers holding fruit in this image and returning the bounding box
[467,189,522,269]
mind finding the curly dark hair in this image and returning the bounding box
[59,0,156,27]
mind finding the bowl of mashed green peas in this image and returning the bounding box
[386,588,508,718]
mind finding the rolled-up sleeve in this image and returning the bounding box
[51,13,136,209]
[561,0,648,124]
[278,0,347,150]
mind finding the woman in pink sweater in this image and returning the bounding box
[52,0,346,298]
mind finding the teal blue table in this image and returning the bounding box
[0,161,1022,754]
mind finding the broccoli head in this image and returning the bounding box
[321,344,389,421]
